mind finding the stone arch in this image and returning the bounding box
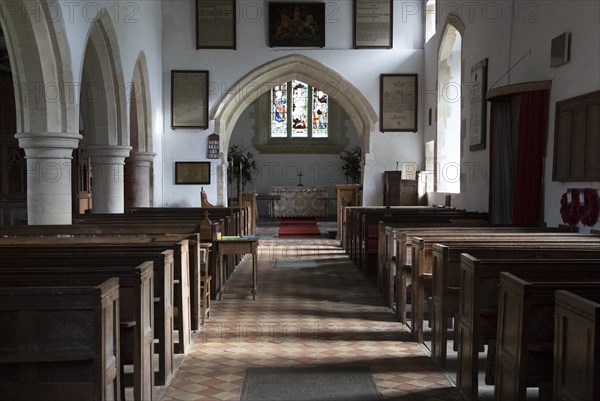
[1,1,81,224]
[212,54,377,204]
[129,52,153,153]
[80,10,128,147]
[1,0,78,134]
[125,52,155,208]
[79,10,130,213]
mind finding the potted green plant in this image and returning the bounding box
[340,147,361,184]
[227,144,257,196]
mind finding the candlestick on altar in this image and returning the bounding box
[297,170,304,186]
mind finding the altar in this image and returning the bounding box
[272,186,327,218]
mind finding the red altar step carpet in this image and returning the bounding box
[278,217,321,238]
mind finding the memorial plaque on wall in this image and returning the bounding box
[171,70,209,129]
[353,0,393,48]
[175,162,211,184]
[196,0,236,49]
[207,133,220,159]
[469,58,487,151]
[380,74,418,132]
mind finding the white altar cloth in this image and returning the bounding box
[272,186,327,217]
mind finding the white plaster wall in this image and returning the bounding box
[55,0,164,204]
[508,1,600,230]
[161,0,424,207]
[423,0,513,212]
[423,0,599,225]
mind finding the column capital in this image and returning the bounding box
[126,151,156,166]
[15,132,82,159]
[86,145,132,164]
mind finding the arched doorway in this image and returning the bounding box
[212,55,377,205]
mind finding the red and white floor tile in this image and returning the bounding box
[159,239,461,401]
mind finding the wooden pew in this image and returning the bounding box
[81,207,246,238]
[0,263,154,401]
[378,225,568,309]
[495,273,600,401]
[0,235,192,355]
[430,241,600,368]
[553,290,600,401]
[0,245,175,387]
[357,209,488,275]
[408,233,600,344]
[343,206,442,255]
[70,215,232,300]
[344,205,486,260]
[125,206,252,236]
[457,256,600,401]
[0,220,217,329]
[0,278,121,401]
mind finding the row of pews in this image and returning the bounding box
[0,206,253,401]
[342,205,600,401]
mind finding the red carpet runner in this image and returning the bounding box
[277,217,321,238]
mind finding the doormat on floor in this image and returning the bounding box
[274,258,318,269]
[240,366,381,401]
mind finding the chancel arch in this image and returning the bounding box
[212,54,377,205]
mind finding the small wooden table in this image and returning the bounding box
[216,237,258,300]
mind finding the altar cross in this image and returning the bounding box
[297,171,304,186]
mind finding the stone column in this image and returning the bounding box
[124,151,156,208]
[86,145,132,213]
[15,132,82,225]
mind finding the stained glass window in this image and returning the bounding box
[271,84,287,137]
[291,81,308,137]
[312,88,328,138]
[270,80,328,139]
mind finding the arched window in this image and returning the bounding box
[436,23,462,193]
[271,80,329,138]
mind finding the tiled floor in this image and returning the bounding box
[160,237,463,401]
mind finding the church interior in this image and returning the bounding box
[0,1,599,400]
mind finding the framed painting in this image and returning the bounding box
[196,0,236,49]
[469,58,487,151]
[268,2,325,47]
[353,0,393,48]
[380,74,418,132]
[175,162,211,185]
[171,70,209,129]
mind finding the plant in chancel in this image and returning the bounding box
[227,144,257,195]
[340,147,361,184]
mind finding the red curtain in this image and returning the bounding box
[512,90,549,226]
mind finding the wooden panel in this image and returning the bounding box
[585,104,600,175]
[554,291,600,401]
[569,107,587,178]
[553,90,600,181]
[555,110,572,178]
